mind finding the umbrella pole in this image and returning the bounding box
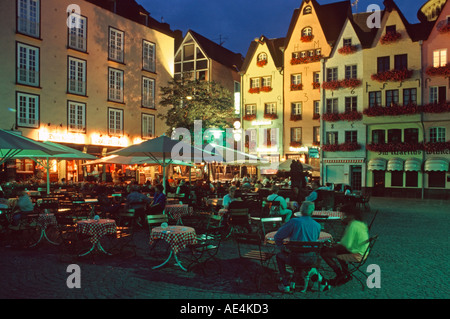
[46,158,50,195]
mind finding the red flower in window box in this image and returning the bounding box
[301,35,314,42]
[421,102,450,114]
[338,45,358,55]
[264,113,278,120]
[290,55,322,65]
[290,141,302,148]
[290,114,302,121]
[363,104,419,117]
[322,80,341,90]
[340,78,362,88]
[322,144,340,152]
[322,113,340,122]
[290,83,303,91]
[312,141,320,147]
[425,65,450,77]
[339,111,362,122]
[312,82,321,89]
[371,69,413,82]
[366,142,423,152]
[437,24,450,34]
[257,59,268,67]
[248,87,260,94]
[424,141,450,152]
[313,113,320,120]
[260,86,273,92]
[243,114,256,121]
[338,142,362,152]
[380,31,402,44]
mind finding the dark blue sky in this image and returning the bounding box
[139,0,426,56]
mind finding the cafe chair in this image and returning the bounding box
[234,232,276,291]
[108,210,137,258]
[336,234,379,290]
[147,214,170,256]
[186,225,226,275]
[226,208,252,238]
[7,213,41,248]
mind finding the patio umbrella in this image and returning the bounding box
[203,143,269,165]
[83,154,194,167]
[278,159,314,171]
[108,135,207,193]
[0,129,68,166]
[13,141,97,194]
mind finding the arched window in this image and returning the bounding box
[257,52,267,62]
[303,5,312,15]
[302,27,312,37]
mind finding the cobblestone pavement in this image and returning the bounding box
[0,196,449,301]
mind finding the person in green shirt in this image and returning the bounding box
[320,204,369,286]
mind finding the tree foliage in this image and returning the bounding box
[158,77,235,136]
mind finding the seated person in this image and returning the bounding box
[274,201,328,292]
[222,186,240,210]
[267,185,292,222]
[0,191,9,209]
[126,185,152,224]
[146,184,167,215]
[320,204,369,286]
[12,190,35,226]
[176,180,190,202]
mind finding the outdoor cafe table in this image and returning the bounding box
[165,204,195,224]
[149,225,197,271]
[264,231,333,246]
[30,213,59,247]
[76,219,117,256]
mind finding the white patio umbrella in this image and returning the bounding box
[278,159,314,171]
[83,154,194,167]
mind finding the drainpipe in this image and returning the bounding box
[419,40,425,200]
[320,58,326,186]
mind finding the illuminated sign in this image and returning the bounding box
[39,128,86,144]
[90,134,129,147]
[257,146,278,153]
[289,146,309,153]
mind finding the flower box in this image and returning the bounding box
[322,80,341,90]
[380,31,402,44]
[338,142,362,152]
[338,45,358,55]
[424,141,450,152]
[425,65,450,77]
[371,69,413,82]
[421,102,450,114]
[290,83,303,91]
[290,114,302,121]
[363,104,419,117]
[264,113,278,120]
[313,113,321,120]
[312,82,321,89]
[290,55,322,65]
[257,59,268,67]
[366,142,423,152]
[260,86,273,92]
[301,35,314,42]
[339,111,362,122]
[248,87,260,94]
[322,144,340,152]
[322,113,341,122]
[243,114,256,121]
[340,78,362,88]
[438,24,450,34]
[290,141,302,148]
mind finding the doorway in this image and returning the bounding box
[372,171,386,196]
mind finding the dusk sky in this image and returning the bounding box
[139,0,426,56]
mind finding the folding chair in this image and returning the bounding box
[107,210,136,258]
[337,234,379,290]
[234,232,276,291]
[226,208,251,238]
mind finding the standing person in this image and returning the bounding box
[274,201,326,292]
[267,185,292,222]
[320,205,369,286]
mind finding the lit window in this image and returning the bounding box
[433,49,447,68]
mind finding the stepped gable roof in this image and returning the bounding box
[187,30,244,71]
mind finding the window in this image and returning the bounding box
[142,77,155,108]
[17,42,39,86]
[291,74,302,85]
[388,129,402,143]
[68,14,87,52]
[108,68,123,102]
[326,98,338,113]
[302,27,312,37]
[404,128,419,144]
[313,72,320,83]
[17,0,40,38]
[345,96,357,112]
[250,78,260,88]
[345,131,358,143]
[403,88,417,105]
[428,172,446,188]
[433,49,447,67]
[429,86,447,104]
[405,171,418,187]
[343,38,352,47]
[257,52,267,62]
[264,128,278,146]
[303,5,312,14]
[369,91,381,107]
[142,114,155,139]
[345,65,357,79]
[292,102,302,115]
[430,87,438,104]
[313,126,320,144]
[429,127,446,143]
[391,171,403,187]
[68,101,86,133]
[372,130,385,144]
[386,89,399,106]
[377,56,390,73]
[326,68,338,81]
[291,128,302,142]
[109,27,124,63]
[143,40,155,72]
[265,103,276,114]
[394,54,408,70]
[313,101,320,117]
[326,132,338,145]
[386,25,396,33]
[245,129,257,151]
[108,108,123,136]
[262,76,271,88]
[16,92,39,128]
[245,104,256,115]
[68,57,86,95]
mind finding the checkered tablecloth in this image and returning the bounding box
[77,219,117,244]
[165,204,194,221]
[150,226,197,254]
[264,231,332,245]
[37,214,57,229]
[312,211,345,220]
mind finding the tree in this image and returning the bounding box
[158,77,235,136]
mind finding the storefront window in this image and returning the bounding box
[428,172,446,188]
[391,171,403,187]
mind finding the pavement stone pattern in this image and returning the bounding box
[0,197,449,300]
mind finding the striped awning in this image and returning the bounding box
[368,158,387,171]
[424,158,449,171]
[405,158,422,171]
[387,158,404,171]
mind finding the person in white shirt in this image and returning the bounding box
[267,185,292,222]
[222,186,239,209]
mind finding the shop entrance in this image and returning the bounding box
[372,170,386,196]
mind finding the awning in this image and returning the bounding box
[405,158,422,171]
[387,158,404,171]
[424,158,449,171]
[368,158,387,171]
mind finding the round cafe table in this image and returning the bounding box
[149,226,197,271]
[77,219,117,256]
[30,213,59,247]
